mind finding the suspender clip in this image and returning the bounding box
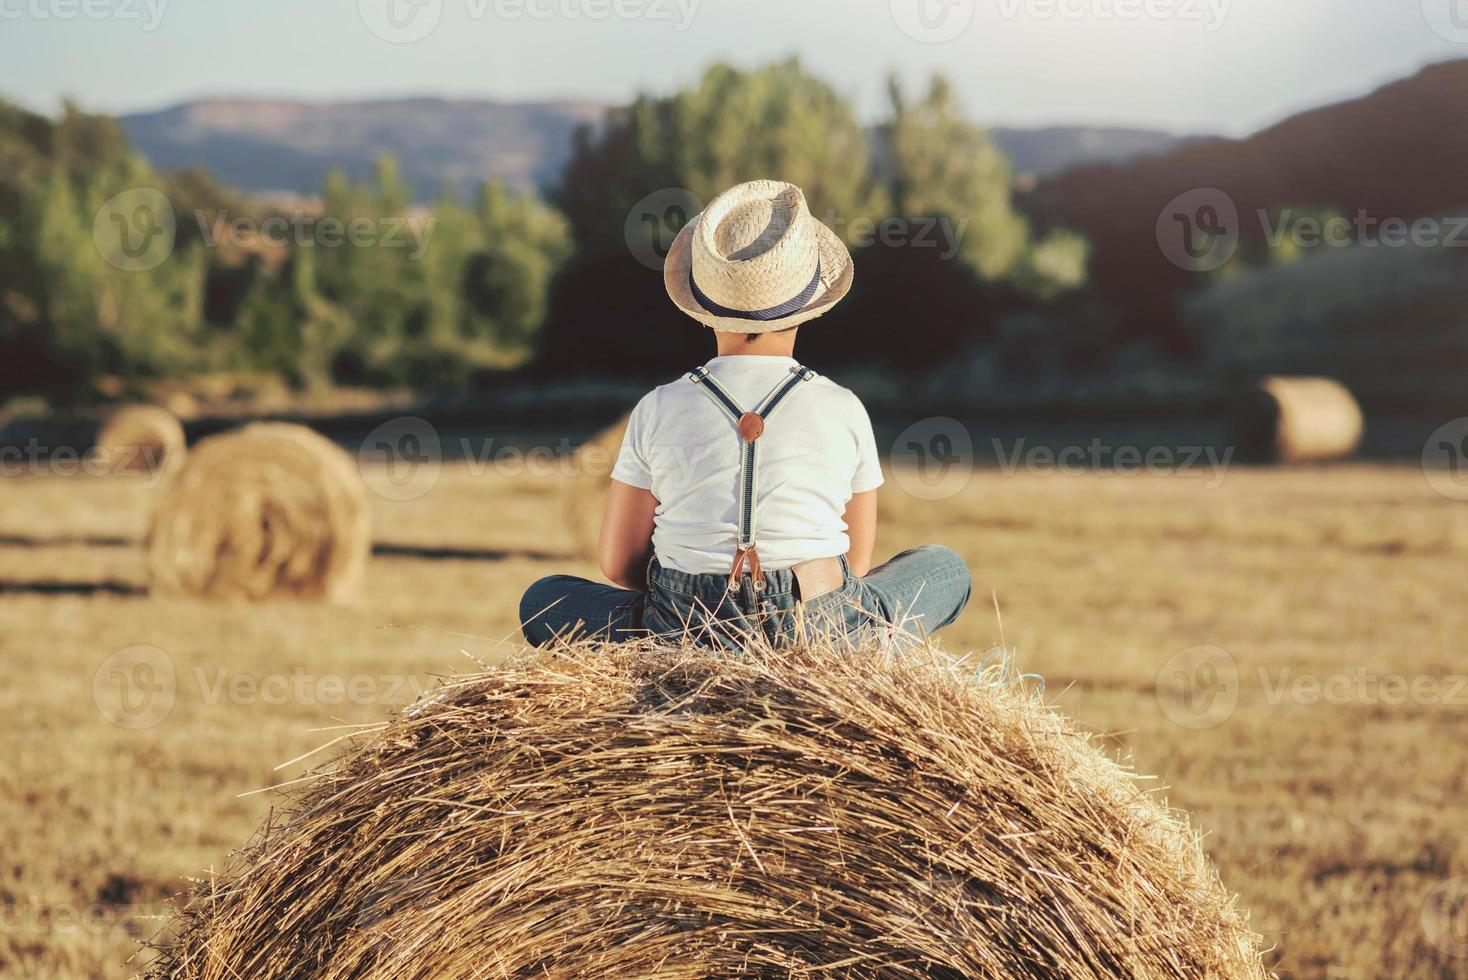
[727,546,766,593]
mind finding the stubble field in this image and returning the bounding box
[1,454,1465,978]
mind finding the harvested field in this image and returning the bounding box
[0,458,1465,978]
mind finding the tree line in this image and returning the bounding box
[0,60,1088,403]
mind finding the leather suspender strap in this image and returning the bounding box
[687,364,816,593]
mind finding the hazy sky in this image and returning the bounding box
[1,0,1463,135]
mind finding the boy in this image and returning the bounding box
[521,179,971,649]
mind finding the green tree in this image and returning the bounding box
[878,76,1087,295]
[310,156,569,387]
[557,59,886,256]
[545,60,885,375]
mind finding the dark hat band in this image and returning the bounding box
[689,261,822,322]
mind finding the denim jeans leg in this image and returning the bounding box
[520,575,645,646]
[858,544,972,639]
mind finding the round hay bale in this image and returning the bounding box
[162,389,201,420]
[146,642,1265,979]
[564,411,631,559]
[95,405,186,476]
[146,422,369,602]
[1237,376,1363,463]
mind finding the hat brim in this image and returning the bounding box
[663,215,853,333]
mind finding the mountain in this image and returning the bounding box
[120,97,1195,202]
[1021,59,1468,353]
[119,97,607,199]
[989,125,1194,179]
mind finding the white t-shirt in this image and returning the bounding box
[611,355,884,574]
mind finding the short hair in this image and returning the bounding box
[746,324,799,342]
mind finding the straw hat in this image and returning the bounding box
[664,179,853,332]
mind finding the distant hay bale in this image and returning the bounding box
[95,405,185,476]
[162,390,201,420]
[1238,376,1363,463]
[146,640,1265,979]
[564,411,631,558]
[146,422,369,602]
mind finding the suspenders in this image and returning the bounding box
[687,363,816,593]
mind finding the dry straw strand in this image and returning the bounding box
[146,422,370,602]
[96,404,186,476]
[145,637,1267,979]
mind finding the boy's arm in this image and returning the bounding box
[843,489,878,577]
[599,479,658,591]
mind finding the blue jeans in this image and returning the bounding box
[520,545,972,651]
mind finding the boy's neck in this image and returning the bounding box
[714,328,799,359]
